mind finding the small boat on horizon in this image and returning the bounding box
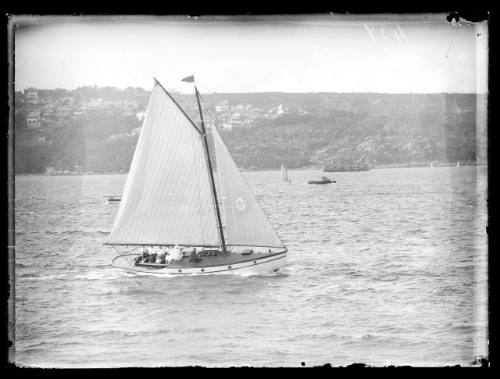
[104,195,121,204]
[308,176,336,185]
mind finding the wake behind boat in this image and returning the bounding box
[106,76,287,276]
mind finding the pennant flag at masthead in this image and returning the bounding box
[182,75,195,83]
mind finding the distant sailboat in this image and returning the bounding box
[281,164,291,182]
[106,77,287,275]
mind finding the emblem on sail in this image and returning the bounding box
[235,197,247,212]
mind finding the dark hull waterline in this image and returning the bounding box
[308,180,336,185]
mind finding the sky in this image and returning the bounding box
[12,14,488,94]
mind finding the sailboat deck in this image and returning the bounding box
[136,251,284,269]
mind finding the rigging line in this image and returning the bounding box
[198,99,227,230]
[198,93,217,126]
[193,135,207,246]
[195,86,226,252]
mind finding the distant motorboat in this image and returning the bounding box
[308,176,336,185]
[104,195,121,204]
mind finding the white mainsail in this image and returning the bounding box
[212,126,284,247]
[107,82,221,246]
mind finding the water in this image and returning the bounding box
[14,167,488,367]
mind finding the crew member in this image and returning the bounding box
[171,245,183,261]
[189,248,198,264]
[141,248,150,263]
[158,248,166,264]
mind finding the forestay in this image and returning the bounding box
[107,83,221,246]
[212,126,284,247]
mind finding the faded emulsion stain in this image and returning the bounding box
[446,11,489,26]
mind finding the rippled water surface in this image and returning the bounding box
[15,167,488,367]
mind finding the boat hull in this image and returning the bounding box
[104,196,121,204]
[112,251,287,276]
[307,180,335,185]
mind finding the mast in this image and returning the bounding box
[194,84,227,252]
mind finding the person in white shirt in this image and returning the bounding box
[170,245,183,261]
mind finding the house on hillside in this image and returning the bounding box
[71,109,85,119]
[215,100,230,113]
[233,104,245,112]
[26,111,41,129]
[132,127,141,136]
[247,108,263,121]
[61,96,75,106]
[41,109,55,124]
[124,103,137,117]
[55,105,73,120]
[264,104,287,119]
[230,119,244,128]
[24,88,39,105]
[40,103,56,124]
[136,110,146,122]
[88,98,104,108]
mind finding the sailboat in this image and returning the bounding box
[106,77,287,276]
[281,164,291,182]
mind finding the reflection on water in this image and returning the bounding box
[15,167,487,367]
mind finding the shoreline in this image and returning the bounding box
[14,163,486,177]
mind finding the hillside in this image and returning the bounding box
[14,88,485,173]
